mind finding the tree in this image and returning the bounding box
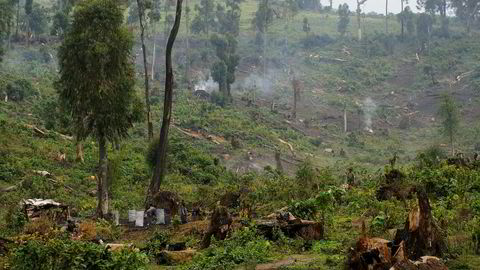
[416,13,433,52]
[147,0,183,202]
[57,0,140,217]
[400,0,405,38]
[417,0,449,36]
[451,0,480,33]
[302,17,310,37]
[216,0,241,36]
[397,6,415,38]
[210,33,239,102]
[291,74,301,119]
[27,3,48,36]
[0,0,14,59]
[51,0,75,37]
[136,0,153,140]
[191,0,214,34]
[337,3,350,37]
[184,0,190,88]
[356,0,367,41]
[253,0,274,93]
[282,0,298,54]
[438,94,459,156]
[385,0,388,33]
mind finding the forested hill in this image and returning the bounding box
[1,0,480,268]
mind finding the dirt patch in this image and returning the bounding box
[255,255,317,269]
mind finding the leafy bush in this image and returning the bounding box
[185,227,271,270]
[312,240,342,254]
[302,34,335,49]
[146,138,232,185]
[9,239,148,270]
[144,230,169,256]
[5,79,37,102]
[288,191,334,220]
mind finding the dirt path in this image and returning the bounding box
[255,254,318,269]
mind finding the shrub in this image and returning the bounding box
[5,79,37,102]
[302,34,335,49]
[9,239,148,270]
[416,145,447,168]
[144,230,169,256]
[185,227,271,270]
[312,240,342,254]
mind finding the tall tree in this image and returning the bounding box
[58,0,140,217]
[302,17,310,37]
[417,0,449,36]
[184,0,190,88]
[356,0,367,41]
[147,0,182,201]
[337,3,350,37]
[25,0,32,44]
[252,0,274,93]
[451,0,480,33]
[398,5,415,38]
[438,94,459,156]
[385,0,388,33]
[136,0,153,140]
[282,0,298,54]
[210,33,239,102]
[291,74,301,119]
[0,0,14,59]
[416,13,434,52]
[191,0,214,34]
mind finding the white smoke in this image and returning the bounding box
[194,76,218,93]
[234,70,281,95]
[362,97,377,133]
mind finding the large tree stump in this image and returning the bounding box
[394,189,447,260]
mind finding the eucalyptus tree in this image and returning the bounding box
[136,0,153,139]
[252,0,274,93]
[147,0,183,202]
[417,0,449,36]
[337,3,350,37]
[210,33,239,102]
[356,0,367,41]
[438,94,459,156]
[58,0,141,217]
[451,0,480,33]
[191,0,215,34]
[0,0,14,57]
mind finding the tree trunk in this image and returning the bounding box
[152,38,156,81]
[275,150,283,172]
[226,82,231,102]
[400,0,404,38]
[15,0,19,39]
[137,0,153,140]
[450,134,454,156]
[292,78,298,119]
[185,0,190,89]
[96,135,109,217]
[344,106,347,133]
[329,0,332,9]
[147,0,183,203]
[76,139,84,163]
[356,0,366,41]
[385,0,388,34]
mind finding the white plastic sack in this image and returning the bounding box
[135,211,144,227]
[128,210,136,222]
[156,209,165,225]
